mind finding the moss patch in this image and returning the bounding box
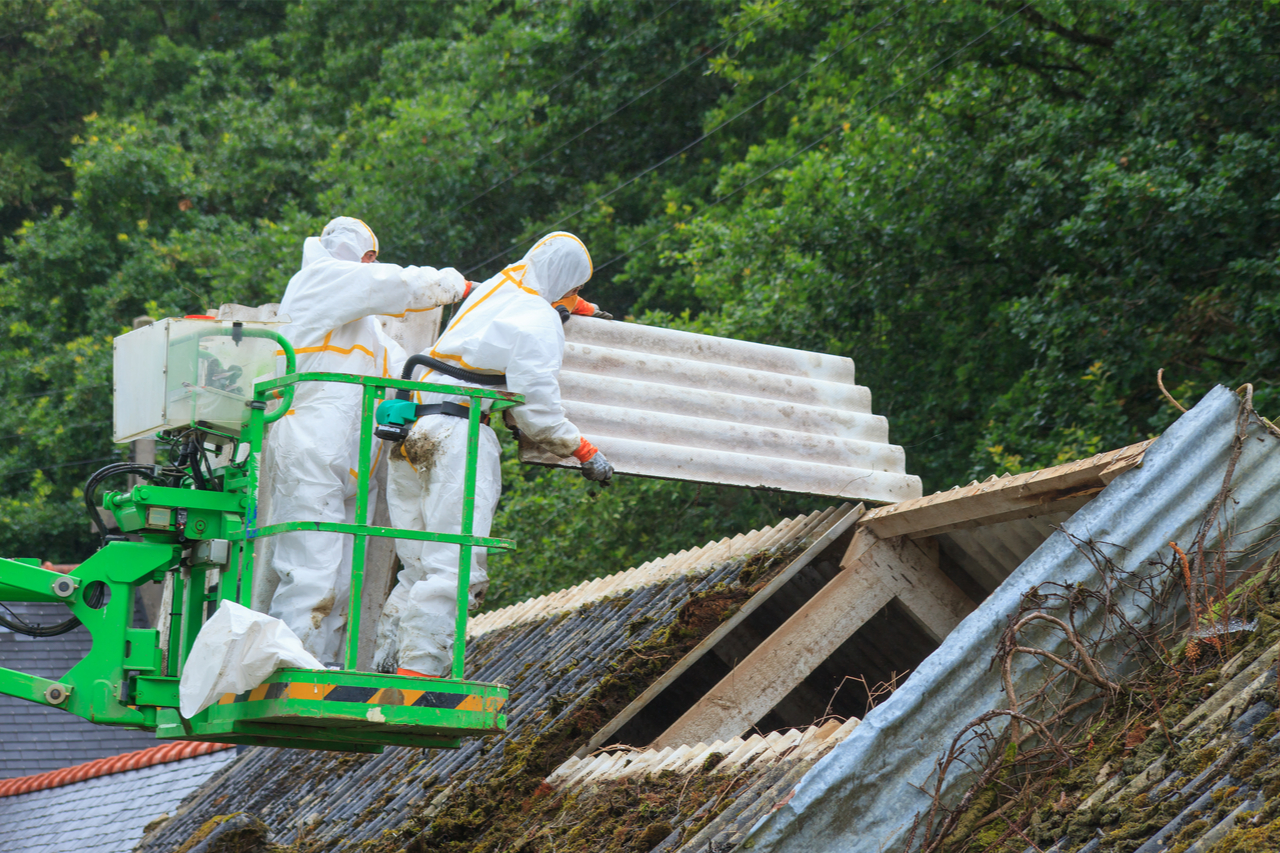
[172,813,282,853]
[386,549,799,853]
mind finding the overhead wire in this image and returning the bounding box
[592,5,1031,275]
[10,383,110,402]
[1,455,120,479]
[460,6,905,277]
[0,421,110,442]
[441,4,794,220]
[540,0,684,100]
[462,0,685,155]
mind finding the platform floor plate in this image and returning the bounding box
[187,669,508,748]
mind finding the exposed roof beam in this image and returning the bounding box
[573,503,863,760]
[861,440,1151,540]
[650,529,976,749]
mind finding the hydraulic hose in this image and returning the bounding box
[6,460,142,638]
[395,353,506,402]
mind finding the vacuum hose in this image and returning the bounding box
[394,354,506,401]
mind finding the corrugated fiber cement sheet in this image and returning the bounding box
[520,317,922,504]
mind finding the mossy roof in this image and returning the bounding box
[137,509,846,853]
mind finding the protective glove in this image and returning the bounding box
[407,265,467,306]
[573,437,613,483]
[581,451,614,483]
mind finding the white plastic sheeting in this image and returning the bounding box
[743,386,1280,853]
[519,317,922,504]
[179,602,323,718]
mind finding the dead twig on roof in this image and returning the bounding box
[1157,368,1187,413]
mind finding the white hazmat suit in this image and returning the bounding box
[374,231,610,676]
[266,216,466,663]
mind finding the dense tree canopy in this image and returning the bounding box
[2,0,1277,608]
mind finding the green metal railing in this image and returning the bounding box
[235,370,524,677]
[0,323,520,748]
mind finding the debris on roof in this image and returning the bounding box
[0,741,235,853]
[17,374,1274,853]
[138,507,855,853]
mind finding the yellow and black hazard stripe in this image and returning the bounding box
[217,681,504,713]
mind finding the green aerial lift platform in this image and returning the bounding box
[0,316,517,754]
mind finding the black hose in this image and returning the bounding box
[396,353,506,401]
[0,599,89,637]
[25,461,171,638]
[84,463,164,540]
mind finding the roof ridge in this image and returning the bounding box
[0,741,232,798]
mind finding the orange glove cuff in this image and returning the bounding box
[462,280,475,299]
[571,297,597,316]
[572,437,599,463]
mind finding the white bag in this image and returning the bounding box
[179,601,324,718]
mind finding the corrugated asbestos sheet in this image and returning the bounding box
[138,508,847,853]
[519,317,922,504]
[744,386,1280,853]
[468,505,845,639]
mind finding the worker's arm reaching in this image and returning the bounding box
[281,239,466,349]
[502,315,583,458]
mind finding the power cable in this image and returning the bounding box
[592,5,1030,275]
[461,7,905,277]
[441,5,795,220]
[471,0,684,145]
[10,383,110,402]
[542,0,683,100]
[1,455,120,479]
[0,421,110,442]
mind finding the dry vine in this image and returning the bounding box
[903,394,1280,853]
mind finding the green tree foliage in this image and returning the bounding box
[1,0,1277,607]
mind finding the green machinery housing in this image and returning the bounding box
[0,317,518,753]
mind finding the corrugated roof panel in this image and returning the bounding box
[519,317,922,504]
[745,387,1280,853]
[468,506,847,638]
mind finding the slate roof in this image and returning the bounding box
[138,506,852,853]
[0,598,161,778]
[0,745,236,853]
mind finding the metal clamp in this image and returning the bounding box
[50,576,79,599]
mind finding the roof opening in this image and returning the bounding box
[575,518,855,757]
[755,598,940,730]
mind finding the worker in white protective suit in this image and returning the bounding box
[373,231,614,677]
[266,216,470,664]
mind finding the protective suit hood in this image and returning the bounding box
[517,232,592,303]
[317,216,379,263]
